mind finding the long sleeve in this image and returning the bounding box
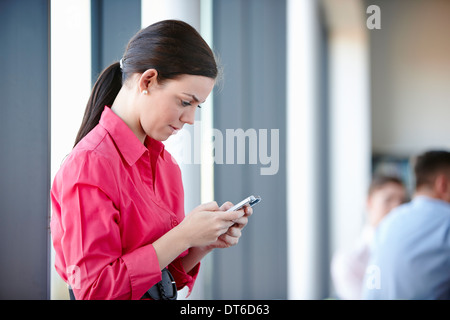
[51,153,162,300]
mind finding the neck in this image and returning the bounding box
[111,86,146,144]
[414,188,445,202]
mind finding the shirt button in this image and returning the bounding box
[172,219,179,227]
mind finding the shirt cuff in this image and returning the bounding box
[168,250,201,297]
[121,244,162,300]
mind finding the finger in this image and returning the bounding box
[232,216,248,228]
[219,201,233,211]
[219,209,245,222]
[197,201,220,212]
[219,233,239,246]
[226,226,242,238]
[244,205,253,216]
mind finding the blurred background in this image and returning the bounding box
[1,0,450,299]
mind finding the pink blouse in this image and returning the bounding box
[50,106,199,300]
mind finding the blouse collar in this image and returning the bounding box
[99,106,165,166]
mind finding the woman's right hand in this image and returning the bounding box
[179,201,245,248]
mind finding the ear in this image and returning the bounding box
[434,173,448,196]
[137,69,159,94]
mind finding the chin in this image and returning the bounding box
[152,135,167,142]
[145,129,169,142]
[157,133,172,142]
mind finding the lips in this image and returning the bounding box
[170,125,181,135]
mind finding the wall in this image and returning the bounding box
[370,0,450,156]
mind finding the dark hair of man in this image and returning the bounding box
[414,150,450,189]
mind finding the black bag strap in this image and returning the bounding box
[68,268,177,300]
[144,268,178,300]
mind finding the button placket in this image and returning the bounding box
[136,151,155,194]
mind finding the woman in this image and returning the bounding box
[50,20,252,300]
[331,175,407,299]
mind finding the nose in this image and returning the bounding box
[180,107,196,125]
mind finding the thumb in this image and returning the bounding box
[219,201,234,212]
[218,209,245,222]
[195,201,220,212]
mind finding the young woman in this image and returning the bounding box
[50,20,252,300]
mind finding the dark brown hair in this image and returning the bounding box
[74,20,218,146]
[414,150,450,189]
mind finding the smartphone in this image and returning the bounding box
[226,195,261,212]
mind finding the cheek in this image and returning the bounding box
[143,101,174,124]
[140,106,156,128]
[160,105,182,123]
[371,196,392,216]
[138,106,163,139]
[385,201,397,213]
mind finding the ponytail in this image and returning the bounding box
[74,62,122,147]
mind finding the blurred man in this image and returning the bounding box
[331,175,407,299]
[363,150,450,299]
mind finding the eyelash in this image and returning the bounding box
[182,101,202,109]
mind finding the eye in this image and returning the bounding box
[182,100,202,109]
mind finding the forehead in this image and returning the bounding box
[372,182,405,196]
[163,74,215,101]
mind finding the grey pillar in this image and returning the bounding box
[212,0,287,299]
[91,0,141,85]
[0,0,50,299]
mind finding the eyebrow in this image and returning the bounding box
[182,92,205,103]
